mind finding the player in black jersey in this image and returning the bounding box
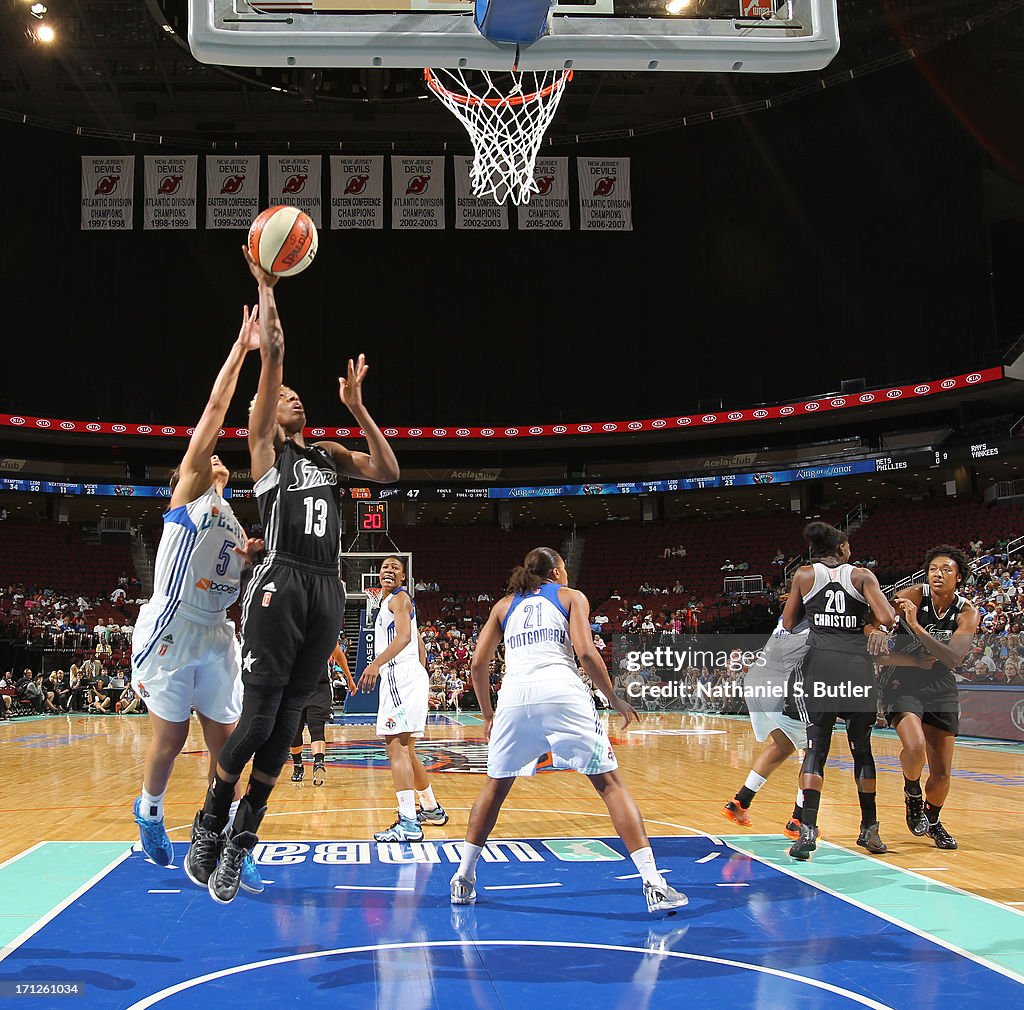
[184,247,399,904]
[782,523,896,860]
[289,664,334,786]
[868,546,979,850]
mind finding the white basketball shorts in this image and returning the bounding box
[131,598,242,724]
[377,660,429,737]
[487,670,618,779]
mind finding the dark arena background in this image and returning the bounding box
[1,2,1024,1008]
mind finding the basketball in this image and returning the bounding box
[247,205,318,278]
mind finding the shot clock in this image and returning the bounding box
[357,500,389,532]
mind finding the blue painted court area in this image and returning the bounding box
[1,836,1021,1009]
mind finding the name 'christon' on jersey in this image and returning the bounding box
[253,440,343,570]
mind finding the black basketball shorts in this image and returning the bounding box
[239,561,345,699]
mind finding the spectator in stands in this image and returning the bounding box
[593,633,606,652]
[721,560,735,571]
[19,671,47,714]
[118,684,143,715]
[1,671,14,718]
[110,586,127,607]
[87,676,112,714]
[477,591,492,602]
[415,579,429,591]
[49,670,71,711]
[672,579,685,594]
[772,548,786,566]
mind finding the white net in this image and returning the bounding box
[364,585,383,617]
[424,68,573,206]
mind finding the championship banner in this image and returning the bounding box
[577,157,632,232]
[268,156,323,228]
[205,156,260,230]
[454,157,508,230]
[391,156,445,230]
[516,158,570,231]
[329,156,384,230]
[143,156,198,231]
[81,156,135,231]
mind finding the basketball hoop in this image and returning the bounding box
[364,586,383,615]
[424,67,573,206]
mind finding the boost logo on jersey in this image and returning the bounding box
[195,578,235,595]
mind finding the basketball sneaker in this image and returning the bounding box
[904,790,928,836]
[132,797,174,866]
[183,811,223,887]
[208,830,258,905]
[856,822,888,855]
[644,880,689,913]
[313,760,326,787]
[788,823,820,861]
[721,800,753,828]
[374,816,424,842]
[783,818,801,840]
[240,852,264,895]
[291,763,304,783]
[926,821,958,850]
[417,803,450,826]
[450,873,477,905]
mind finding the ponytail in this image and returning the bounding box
[507,547,561,596]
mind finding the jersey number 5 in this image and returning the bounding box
[303,496,328,537]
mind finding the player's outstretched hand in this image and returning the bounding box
[610,695,639,730]
[241,244,279,288]
[895,597,920,630]
[234,536,265,567]
[339,354,368,414]
[237,304,260,352]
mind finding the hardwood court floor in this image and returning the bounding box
[1,709,1021,907]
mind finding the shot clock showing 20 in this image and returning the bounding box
[357,501,389,532]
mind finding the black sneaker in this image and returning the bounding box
[788,823,820,861]
[904,790,928,836]
[856,822,888,855]
[926,821,958,850]
[208,831,258,905]
[183,811,223,888]
[313,761,325,787]
[291,763,304,782]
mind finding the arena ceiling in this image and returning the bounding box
[0,0,1022,146]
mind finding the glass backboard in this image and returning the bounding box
[186,0,840,73]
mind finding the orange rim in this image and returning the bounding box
[423,68,573,108]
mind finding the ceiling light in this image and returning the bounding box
[36,23,55,41]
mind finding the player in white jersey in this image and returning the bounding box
[356,556,448,841]
[723,616,810,839]
[130,306,265,881]
[450,548,687,915]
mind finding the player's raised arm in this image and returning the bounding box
[243,245,284,482]
[317,354,400,484]
[171,305,260,509]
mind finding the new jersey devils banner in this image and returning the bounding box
[329,156,384,230]
[454,157,508,231]
[205,156,260,230]
[391,157,445,230]
[577,157,632,231]
[268,156,323,228]
[517,158,570,231]
[81,156,135,231]
[143,156,198,230]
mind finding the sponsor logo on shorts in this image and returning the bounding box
[158,645,168,657]
[262,592,273,607]
[385,717,396,730]
[136,682,149,697]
